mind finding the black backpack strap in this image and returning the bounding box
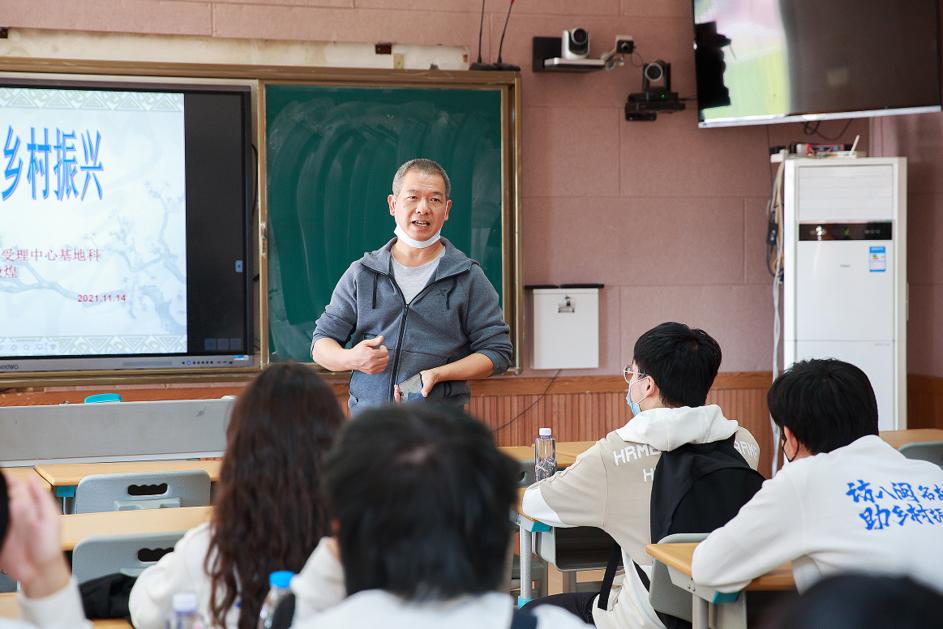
[598,543,651,611]
[510,607,538,629]
[595,542,625,610]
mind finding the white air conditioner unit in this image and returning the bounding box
[783,157,906,430]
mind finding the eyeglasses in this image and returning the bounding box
[623,365,648,384]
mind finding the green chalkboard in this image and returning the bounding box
[263,83,511,363]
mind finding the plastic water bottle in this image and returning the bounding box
[534,427,557,482]
[257,570,295,629]
[167,592,205,629]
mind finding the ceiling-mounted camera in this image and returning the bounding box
[562,28,590,59]
[625,59,685,121]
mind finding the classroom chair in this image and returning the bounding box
[533,526,615,594]
[517,459,536,487]
[71,531,184,584]
[648,532,709,623]
[73,470,211,514]
[899,440,943,470]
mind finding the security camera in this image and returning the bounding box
[643,60,671,92]
[615,35,635,55]
[562,28,590,59]
[644,62,664,83]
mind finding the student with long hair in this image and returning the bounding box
[130,362,345,629]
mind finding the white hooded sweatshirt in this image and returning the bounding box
[522,405,760,629]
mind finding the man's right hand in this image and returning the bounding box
[349,335,389,374]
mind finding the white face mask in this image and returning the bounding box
[394,224,442,249]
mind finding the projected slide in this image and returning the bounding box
[0,87,187,356]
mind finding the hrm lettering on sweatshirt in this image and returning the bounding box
[613,443,661,466]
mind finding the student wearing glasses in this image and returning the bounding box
[521,322,760,629]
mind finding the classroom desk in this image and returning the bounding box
[60,505,212,551]
[1,467,52,491]
[879,428,943,450]
[35,459,221,499]
[499,441,594,468]
[0,591,131,628]
[646,542,793,629]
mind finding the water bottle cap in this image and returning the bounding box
[269,570,295,588]
[538,427,552,437]
[172,592,198,613]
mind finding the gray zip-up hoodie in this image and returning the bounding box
[312,238,513,415]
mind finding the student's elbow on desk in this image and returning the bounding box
[521,485,565,526]
[691,534,751,594]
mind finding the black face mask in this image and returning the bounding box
[779,431,795,463]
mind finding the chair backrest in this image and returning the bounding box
[74,470,212,514]
[72,531,185,584]
[899,441,943,469]
[517,459,536,487]
[649,532,709,623]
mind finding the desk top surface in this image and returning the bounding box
[35,459,221,487]
[1,467,51,491]
[499,440,595,467]
[646,542,794,592]
[879,428,943,450]
[60,505,212,551]
[0,592,130,628]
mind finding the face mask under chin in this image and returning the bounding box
[394,224,442,248]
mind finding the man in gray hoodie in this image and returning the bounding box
[311,158,513,415]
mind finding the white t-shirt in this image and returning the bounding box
[292,539,591,629]
[391,249,444,303]
[129,523,240,629]
[5,578,91,629]
[692,435,943,593]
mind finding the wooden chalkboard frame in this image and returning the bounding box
[258,71,522,373]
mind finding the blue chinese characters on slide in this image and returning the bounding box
[0,88,187,357]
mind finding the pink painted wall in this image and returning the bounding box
[3,0,870,375]
[872,114,943,377]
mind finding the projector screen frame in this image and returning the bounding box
[0,67,260,386]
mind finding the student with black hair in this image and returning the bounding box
[521,322,760,629]
[290,405,590,629]
[0,473,91,628]
[762,573,943,629]
[693,359,943,594]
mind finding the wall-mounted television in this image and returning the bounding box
[0,78,255,378]
[693,0,942,127]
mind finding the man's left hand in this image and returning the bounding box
[393,368,441,403]
[419,368,439,397]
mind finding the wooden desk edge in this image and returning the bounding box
[60,505,213,551]
[34,460,221,487]
[0,592,130,628]
[1,468,51,492]
[645,543,793,592]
